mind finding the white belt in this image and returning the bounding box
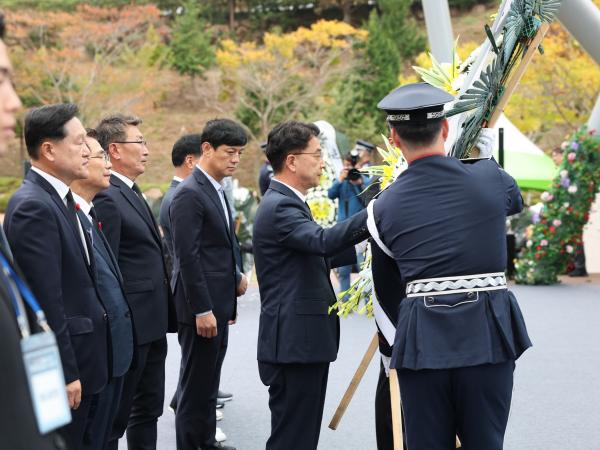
[405,272,507,298]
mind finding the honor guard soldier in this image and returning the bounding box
[368,82,532,450]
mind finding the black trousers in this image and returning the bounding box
[108,337,167,450]
[398,361,515,450]
[175,323,228,450]
[61,392,96,450]
[85,376,125,450]
[258,362,329,450]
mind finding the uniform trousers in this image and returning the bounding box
[175,322,228,450]
[258,362,329,450]
[108,337,167,450]
[398,360,515,450]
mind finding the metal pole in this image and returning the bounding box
[421,0,454,64]
[557,0,600,130]
[498,128,504,168]
[588,94,600,132]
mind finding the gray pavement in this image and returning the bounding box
[120,278,600,450]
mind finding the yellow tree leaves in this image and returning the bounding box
[506,23,600,146]
[216,20,367,138]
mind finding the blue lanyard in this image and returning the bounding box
[0,253,50,336]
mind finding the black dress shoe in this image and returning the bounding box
[217,389,233,402]
[205,444,236,450]
[568,268,588,277]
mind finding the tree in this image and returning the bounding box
[168,1,215,79]
[216,19,367,139]
[7,5,170,119]
[325,0,425,142]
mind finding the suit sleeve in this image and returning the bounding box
[275,198,369,257]
[5,199,80,384]
[170,187,214,314]
[93,192,122,259]
[498,167,524,216]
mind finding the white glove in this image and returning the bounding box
[474,128,496,158]
[381,354,391,377]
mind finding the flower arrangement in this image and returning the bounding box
[515,127,600,284]
[329,137,407,317]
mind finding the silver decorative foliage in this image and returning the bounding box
[447,0,562,158]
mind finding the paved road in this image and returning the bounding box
[120,278,600,450]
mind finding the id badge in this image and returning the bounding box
[21,331,71,434]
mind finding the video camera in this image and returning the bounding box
[346,149,362,181]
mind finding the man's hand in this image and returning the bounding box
[228,313,238,326]
[66,379,82,410]
[237,273,248,297]
[196,312,218,338]
[338,168,348,182]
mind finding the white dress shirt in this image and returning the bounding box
[197,165,230,228]
[111,170,134,189]
[271,178,306,203]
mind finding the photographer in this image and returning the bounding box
[328,151,368,298]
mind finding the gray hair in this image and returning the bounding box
[95,114,142,151]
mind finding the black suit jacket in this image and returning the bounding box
[158,178,180,264]
[169,167,241,326]
[253,180,369,364]
[4,170,109,394]
[94,174,176,344]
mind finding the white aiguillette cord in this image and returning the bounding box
[366,199,397,372]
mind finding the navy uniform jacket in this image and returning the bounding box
[372,155,531,370]
[4,170,109,394]
[169,167,242,326]
[94,174,176,343]
[253,180,369,364]
[258,161,273,196]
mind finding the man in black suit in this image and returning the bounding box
[170,119,248,450]
[158,133,201,413]
[4,103,110,450]
[71,128,135,450]
[0,19,66,449]
[253,121,369,450]
[94,114,175,450]
[159,133,202,268]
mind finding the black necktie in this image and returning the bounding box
[67,192,94,268]
[89,206,100,232]
[132,183,153,220]
[132,183,161,237]
[65,190,79,226]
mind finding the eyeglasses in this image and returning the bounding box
[291,150,323,159]
[89,152,111,163]
[114,140,147,147]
